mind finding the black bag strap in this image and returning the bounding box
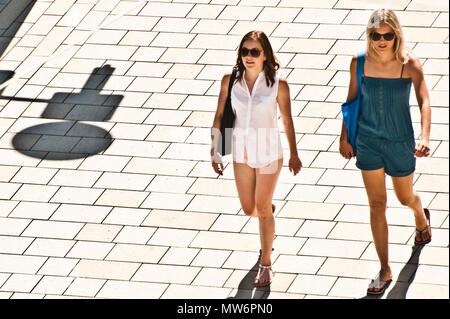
[226,68,237,105]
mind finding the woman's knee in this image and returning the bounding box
[242,205,256,217]
[397,192,419,207]
[256,202,272,218]
[369,198,387,211]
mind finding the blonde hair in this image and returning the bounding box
[366,9,410,63]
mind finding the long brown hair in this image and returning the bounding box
[234,31,280,87]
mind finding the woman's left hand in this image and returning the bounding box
[289,155,302,176]
[415,138,431,157]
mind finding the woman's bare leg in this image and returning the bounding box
[361,168,393,284]
[255,158,283,266]
[233,161,257,217]
[391,172,430,243]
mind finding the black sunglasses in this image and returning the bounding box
[241,47,261,58]
[371,32,395,41]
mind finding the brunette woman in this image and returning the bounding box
[211,31,302,287]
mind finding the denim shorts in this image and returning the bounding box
[355,134,416,177]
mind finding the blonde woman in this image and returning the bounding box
[339,9,432,295]
[211,31,302,287]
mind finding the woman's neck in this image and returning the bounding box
[244,67,263,81]
[375,51,396,64]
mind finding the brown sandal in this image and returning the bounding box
[414,208,432,245]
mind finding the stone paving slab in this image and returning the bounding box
[0,0,448,300]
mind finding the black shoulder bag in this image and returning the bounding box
[218,68,237,156]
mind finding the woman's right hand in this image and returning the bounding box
[211,149,224,176]
[339,139,355,159]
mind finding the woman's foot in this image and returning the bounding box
[367,272,392,295]
[254,264,273,287]
[415,208,432,245]
[367,267,392,295]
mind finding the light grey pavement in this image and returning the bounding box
[0,0,448,299]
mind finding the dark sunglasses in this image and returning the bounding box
[241,47,261,58]
[371,32,395,41]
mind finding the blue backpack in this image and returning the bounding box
[341,52,365,153]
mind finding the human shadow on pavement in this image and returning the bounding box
[385,244,425,299]
[227,259,270,299]
[3,65,123,160]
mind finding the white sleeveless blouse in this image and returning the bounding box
[231,70,283,168]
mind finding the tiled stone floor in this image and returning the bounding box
[0,0,448,299]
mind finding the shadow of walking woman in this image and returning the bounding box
[361,244,425,299]
[385,244,425,299]
[227,257,271,299]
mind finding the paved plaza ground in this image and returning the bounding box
[0,0,448,299]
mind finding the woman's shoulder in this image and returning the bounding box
[402,53,423,79]
[351,52,366,62]
[222,71,234,80]
[220,73,231,89]
[222,73,231,81]
[222,68,241,81]
[277,76,289,95]
[349,54,362,72]
[278,76,288,86]
[221,70,237,86]
[404,53,421,70]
